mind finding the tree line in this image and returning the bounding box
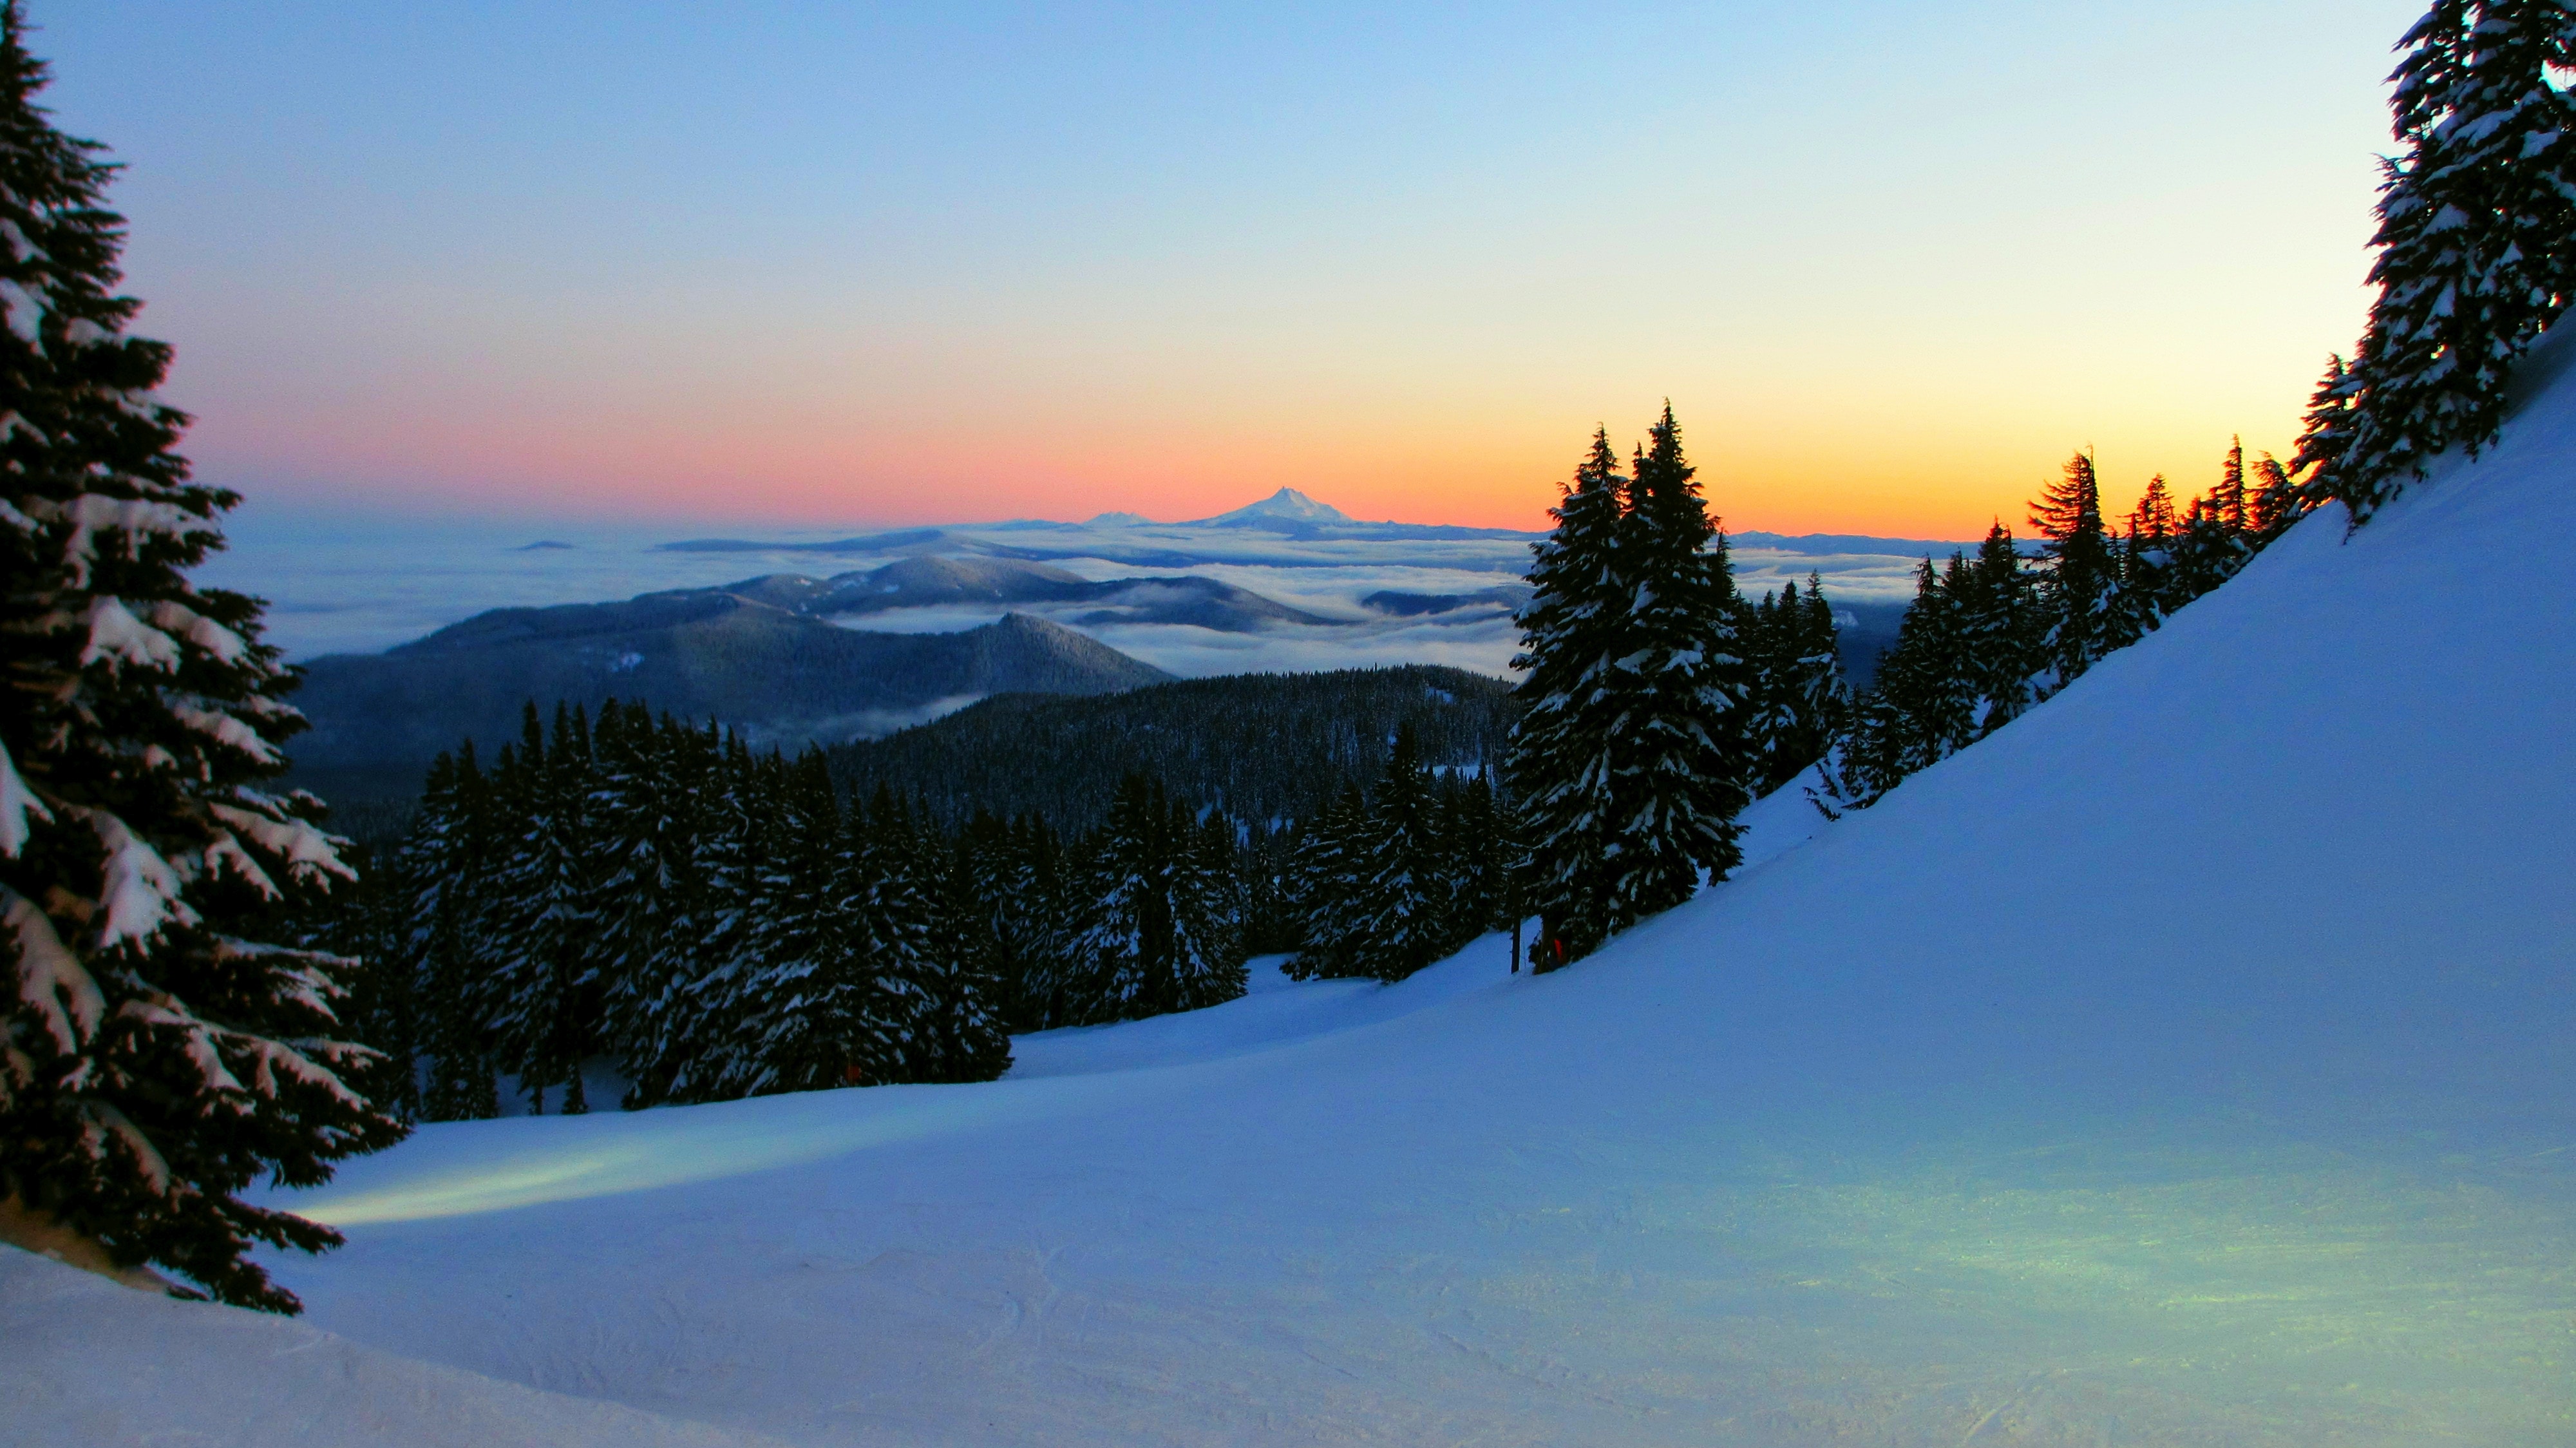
[1817,440,2306,811]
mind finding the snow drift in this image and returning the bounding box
[12,345,2576,1444]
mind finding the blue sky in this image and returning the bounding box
[41,1,2423,533]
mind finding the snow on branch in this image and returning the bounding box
[144,601,250,666]
[19,495,220,588]
[0,736,50,856]
[0,274,44,350]
[66,596,180,673]
[209,803,352,887]
[3,886,101,1056]
[74,806,198,949]
[172,702,281,766]
[115,995,249,1112]
[200,828,278,900]
[79,1101,173,1196]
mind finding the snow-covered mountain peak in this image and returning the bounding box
[1189,487,1354,528]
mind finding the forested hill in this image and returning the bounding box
[828,664,1519,832]
[285,600,1168,811]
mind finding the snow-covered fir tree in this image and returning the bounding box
[2248,450,2306,541]
[2323,1,2576,517]
[2031,450,2119,689]
[952,808,1066,1032]
[876,790,1011,1083]
[1065,774,1247,1021]
[0,5,402,1311]
[1745,575,1850,795]
[405,747,498,1121]
[611,720,723,1107]
[1341,726,1456,982]
[1958,523,2038,734]
[1284,783,1368,980]
[1506,430,1631,969]
[2114,474,2181,642]
[1600,405,1753,924]
[475,705,598,1114]
[2167,446,2258,608]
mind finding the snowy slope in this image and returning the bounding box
[0,1247,785,1447]
[20,349,2576,1443]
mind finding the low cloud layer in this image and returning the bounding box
[209,511,1962,679]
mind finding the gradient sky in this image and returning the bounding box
[44,1,2421,536]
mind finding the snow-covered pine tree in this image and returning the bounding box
[1880,557,1975,755]
[2292,352,2361,508]
[838,786,938,1078]
[408,745,498,1121]
[589,703,681,1098]
[275,831,414,1125]
[2030,450,2118,691]
[1237,815,1302,957]
[1064,774,1247,1021]
[1283,783,1367,980]
[2115,473,2181,642]
[477,705,598,1114]
[882,787,1011,1083]
[0,5,404,1309]
[1771,575,1851,781]
[729,750,888,1094]
[656,732,760,1103]
[1814,554,1978,814]
[1173,803,1251,1011]
[1343,725,1455,982]
[1739,587,1791,794]
[2168,453,2255,608]
[2326,1,2576,517]
[951,808,1030,1030]
[1599,405,1753,926]
[1959,523,2037,734]
[1438,771,1506,946]
[1505,427,1631,970]
[972,811,1070,1031]
[2249,450,2306,540]
[612,718,719,1107]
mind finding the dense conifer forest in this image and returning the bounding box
[828,665,1520,832]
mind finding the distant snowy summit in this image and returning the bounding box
[1186,487,1356,528]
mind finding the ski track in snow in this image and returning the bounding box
[16,345,2576,1443]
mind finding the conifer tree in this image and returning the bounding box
[1960,524,2037,733]
[2249,450,2306,540]
[1285,784,1368,980]
[881,789,1010,1083]
[2292,352,2361,505]
[729,751,900,1093]
[408,747,499,1121]
[2030,450,2118,689]
[0,6,402,1310]
[1343,725,1455,981]
[2324,2,2576,516]
[2116,475,2181,639]
[478,705,597,1114]
[1440,771,1506,942]
[1066,774,1247,1020]
[1602,405,1752,924]
[614,719,720,1107]
[1506,429,1630,967]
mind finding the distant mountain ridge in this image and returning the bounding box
[287,582,1171,806]
[656,491,1990,566]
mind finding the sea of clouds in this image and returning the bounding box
[200,504,1956,681]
